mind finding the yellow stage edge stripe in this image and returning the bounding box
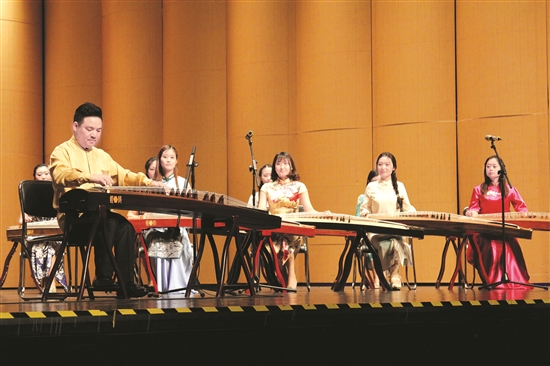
[253,305,269,312]
[175,307,192,313]
[278,305,294,311]
[26,311,46,318]
[57,310,78,317]
[88,310,108,316]
[117,309,136,315]
[202,307,219,313]
[147,308,165,315]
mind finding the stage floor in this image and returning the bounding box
[1,282,549,313]
[1,284,549,365]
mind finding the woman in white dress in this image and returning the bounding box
[148,145,193,293]
[359,152,415,290]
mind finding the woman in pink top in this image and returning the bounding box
[465,155,530,288]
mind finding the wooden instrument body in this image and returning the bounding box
[6,221,62,241]
[368,211,532,239]
[477,212,550,231]
[59,188,281,230]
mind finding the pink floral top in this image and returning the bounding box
[468,184,527,214]
[261,179,307,215]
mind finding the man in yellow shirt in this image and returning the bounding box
[50,102,165,298]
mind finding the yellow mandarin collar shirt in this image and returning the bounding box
[49,135,152,226]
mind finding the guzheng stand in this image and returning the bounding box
[228,221,316,293]
[280,215,425,292]
[130,215,280,297]
[45,187,281,300]
[185,215,260,297]
[42,205,129,301]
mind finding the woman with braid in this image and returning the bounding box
[359,152,415,289]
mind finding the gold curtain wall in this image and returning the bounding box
[0,0,43,287]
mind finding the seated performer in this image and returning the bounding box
[355,169,380,288]
[359,152,415,290]
[247,164,272,207]
[465,155,531,289]
[18,163,68,293]
[144,145,193,293]
[258,152,318,290]
[356,169,379,216]
[49,102,166,298]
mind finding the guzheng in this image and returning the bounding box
[129,213,316,237]
[59,186,281,230]
[6,221,62,241]
[279,212,425,239]
[368,211,532,239]
[477,212,550,231]
[278,212,424,291]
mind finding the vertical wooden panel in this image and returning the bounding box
[295,1,372,283]
[163,0,227,282]
[457,0,549,283]
[44,0,103,156]
[296,1,372,213]
[226,1,294,203]
[101,0,163,173]
[0,1,43,288]
[164,0,227,197]
[372,1,457,282]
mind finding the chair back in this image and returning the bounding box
[19,180,58,220]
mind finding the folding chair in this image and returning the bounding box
[0,180,65,299]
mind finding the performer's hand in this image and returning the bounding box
[150,180,170,194]
[466,210,478,217]
[91,173,113,186]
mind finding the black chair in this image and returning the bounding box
[0,180,64,299]
[42,204,130,301]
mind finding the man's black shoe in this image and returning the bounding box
[92,278,119,291]
[117,283,147,299]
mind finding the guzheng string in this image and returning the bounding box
[94,186,252,209]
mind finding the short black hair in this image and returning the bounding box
[33,163,48,179]
[74,102,102,124]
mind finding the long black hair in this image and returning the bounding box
[156,145,180,192]
[480,155,509,197]
[376,152,403,211]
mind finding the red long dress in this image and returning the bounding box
[467,184,531,289]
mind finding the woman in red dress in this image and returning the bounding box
[465,155,530,289]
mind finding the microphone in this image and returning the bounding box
[245,130,253,140]
[187,145,198,167]
[485,135,502,142]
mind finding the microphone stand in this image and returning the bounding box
[479,141,545,290]
[183,145,198,192]
[182,146,205,297]
[246,135,259,207]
